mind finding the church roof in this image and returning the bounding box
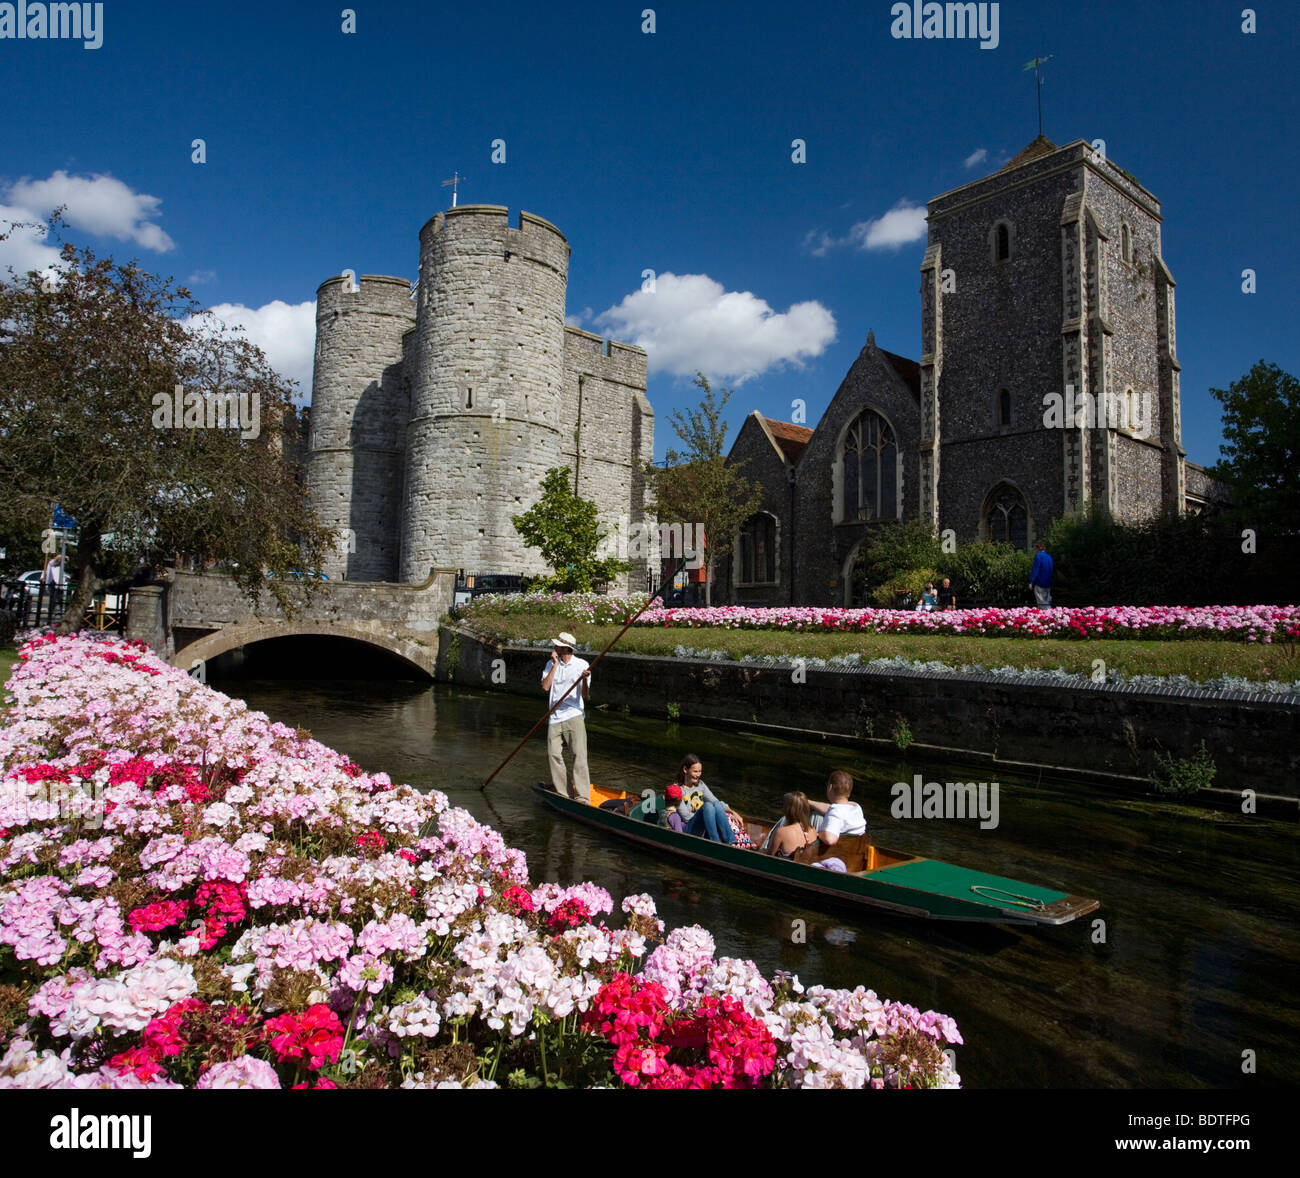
[880,349,921,397]
[761,417,814,463]
[999,134,1058,173]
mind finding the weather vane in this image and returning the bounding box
[1023,56,1052,138]
[441,172,466,208]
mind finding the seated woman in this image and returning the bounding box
[767,792,818,860]
[673,754,736,845]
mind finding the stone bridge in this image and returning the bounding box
[125,568,458,679]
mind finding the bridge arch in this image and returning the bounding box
[172,620,436,679]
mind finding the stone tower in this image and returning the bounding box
[306,205,654,591]
[400,206,570,581]
[308,274,416,580]
[923,136,1185,543]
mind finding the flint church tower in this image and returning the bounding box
[920,135,1186,544]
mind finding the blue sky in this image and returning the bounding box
[2,0,1296,467]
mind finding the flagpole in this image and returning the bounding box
[1023,56,1052,139]
[1037,61,1043,137]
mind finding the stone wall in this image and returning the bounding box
[561,328,654,593]
[440,628,1300,804]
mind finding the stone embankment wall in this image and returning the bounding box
[439,625,1299,807]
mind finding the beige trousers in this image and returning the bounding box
[547,716,590,802]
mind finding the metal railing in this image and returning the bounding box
[0,580,130,633]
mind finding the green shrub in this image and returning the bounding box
[1150,740,1216,797]
[938,543,1031,607]
[870,567,938,608]
[853,521,943,602]
[1044,506,1299,606]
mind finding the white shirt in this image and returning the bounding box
[544,655,590,723]
[816,802,867,838]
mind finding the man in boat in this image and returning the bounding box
[807,770,867,847]
[542,632,592,803]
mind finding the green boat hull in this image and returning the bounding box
[532,784,1099,926]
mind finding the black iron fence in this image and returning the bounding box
[0,580,130,633]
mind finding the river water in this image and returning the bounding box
[217,674,1299,1089]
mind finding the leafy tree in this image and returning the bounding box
[648,373,761,605]
[0,218,333,632]
[851,519,943,601]
[1209,360,1300,534]
[511,466,631,592]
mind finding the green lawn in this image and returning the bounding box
[0,646,18,713]
[459,611,1298,685]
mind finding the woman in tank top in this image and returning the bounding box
[768,792,817,860]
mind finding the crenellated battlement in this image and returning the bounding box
[315,273,415,318]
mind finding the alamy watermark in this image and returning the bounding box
[0,2,103,48]
[599,517,705,570]
[5,777,105,830]
[889,2,999,50]
[890,774,999,830]
[1042,384,1153,439]
[152,384,261,440]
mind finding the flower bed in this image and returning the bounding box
[463,595,1300,643]
[0,634,960,1089]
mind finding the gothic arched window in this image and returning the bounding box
[983,483,1030,550]
[998,388,1012,427]
[736,513,777,584]
[840,410,898,522]
[1121,223,1132,264]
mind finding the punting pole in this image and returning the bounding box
[479,557,689,791]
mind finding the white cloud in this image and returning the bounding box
[850,201,928,250]
[804,199,929,257]
[6,171,174,252]
[594,272,836,385]
[186,269,217,286]
[194,300,318,396]
[963,147,989,169]
[564,305,594,328]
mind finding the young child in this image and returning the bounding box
[658,783,686,833]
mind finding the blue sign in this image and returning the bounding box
[52,506,77,529]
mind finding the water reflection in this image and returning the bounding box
[216,676,1300,1089]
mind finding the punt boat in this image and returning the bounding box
[533,783,1100,926]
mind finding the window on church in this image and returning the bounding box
[466,388,473,409]
[737,513,777,584]
[983,483,1030,550]
[998,389,1012,427]
[995,223,1010,262]
[1121,224,1132,264]
[841,410,898,522]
